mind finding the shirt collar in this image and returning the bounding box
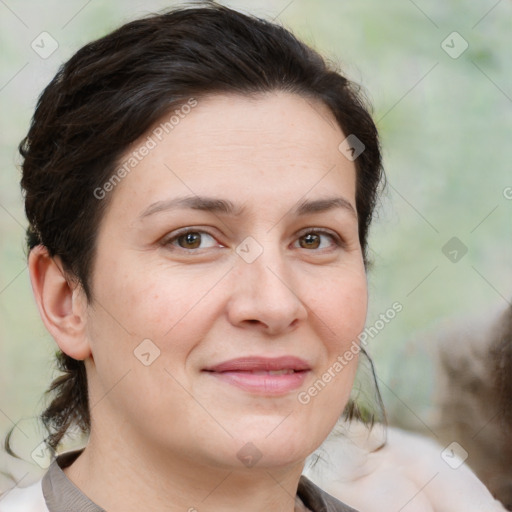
[42,449,105,512]
[41,448,356,512]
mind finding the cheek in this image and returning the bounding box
[87,257,231,380]
[312,269,368,350]
[85,263,215,422]
[92,258,210,338]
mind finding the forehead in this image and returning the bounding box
[102,91,356,221]
[163,92,344,168]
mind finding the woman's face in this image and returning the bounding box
[82,91,367,471]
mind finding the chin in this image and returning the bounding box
[227,421,325,469]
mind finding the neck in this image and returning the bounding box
[62,429,307,512]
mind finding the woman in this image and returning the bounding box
[2,4,382,510]
[0,4,508,512]
[1,3,503,512]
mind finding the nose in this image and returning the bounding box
[227,247,308,335]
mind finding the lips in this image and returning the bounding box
[203,356,310,395]
[204,356,310,373]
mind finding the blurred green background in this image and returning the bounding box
[1,0,511,483]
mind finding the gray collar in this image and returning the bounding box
[42,449,105,512]
[41,448,357,512]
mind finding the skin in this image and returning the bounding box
[28,91,368,512]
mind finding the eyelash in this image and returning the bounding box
[162,227,344,253]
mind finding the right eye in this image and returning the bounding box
[162,229,223,252]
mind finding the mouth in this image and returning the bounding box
[202,356,311,395]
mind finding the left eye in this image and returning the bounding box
[294,230,340,250]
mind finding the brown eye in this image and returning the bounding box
[177,232,202,249]
[299,233,321,249]
[295,230,341,251]
[165,230,219,251]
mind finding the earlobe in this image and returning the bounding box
[28,245,91,360]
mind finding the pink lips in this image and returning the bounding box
[203,356,310,395]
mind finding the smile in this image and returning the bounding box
[203,356,311,395]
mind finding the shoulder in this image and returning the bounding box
[0,479,48,512]
[304,422,507,512]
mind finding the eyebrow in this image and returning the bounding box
[138,195,357,220]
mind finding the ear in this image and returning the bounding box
[28,245,91,360]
